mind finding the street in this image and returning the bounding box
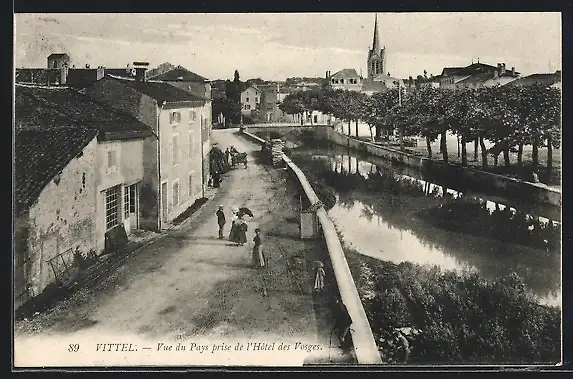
[14,129,348,366]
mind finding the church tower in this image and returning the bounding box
[367,14,386,79]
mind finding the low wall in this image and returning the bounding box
[241,130,383,365]
[324,127,560,208]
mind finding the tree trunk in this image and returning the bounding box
[369,126,374,143]
[493,154,498,167]
[547,134,553,175]
[457,134,461,158]
[399,126,405,151]
[426,136,432,159]
[503,145,510,167]
[532,137,539,168]
[517,143,523,165]
[479,137,488,167]
[375,125,382,141]
[474,138,478,161]
[348,121,351,136]
[461,134,467,166]
[440,128,448,162]
[356,120,359,137]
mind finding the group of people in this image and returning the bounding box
[216,205,266,268]
[224,146,239,167]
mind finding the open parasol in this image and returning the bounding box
[237,207,254,218]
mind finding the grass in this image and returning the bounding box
[345,248,561,364]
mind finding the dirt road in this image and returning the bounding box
[14,129,348,366]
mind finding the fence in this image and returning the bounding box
[242,129,382,364]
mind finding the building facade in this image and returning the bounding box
[240,85,262,116]
[327,69,362,91]
[14,126,99,309]
[82,72,211,231]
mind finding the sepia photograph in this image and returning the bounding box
[13,12,562,368]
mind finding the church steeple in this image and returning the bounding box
[372,13,381,54]
[367,14,385,80]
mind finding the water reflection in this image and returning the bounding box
[296,148,562,308]
[330,195,561,308]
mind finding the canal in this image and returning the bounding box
[291,143,561,308]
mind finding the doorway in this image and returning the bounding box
[123,183,139,234]
[161,181,168,227]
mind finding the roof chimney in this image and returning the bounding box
[511,67,515,77]
[133,61,150,83]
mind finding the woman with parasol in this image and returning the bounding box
[228,207,239,243]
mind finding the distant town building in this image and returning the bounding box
[240,85,263,116]
[367,14,386,80]
[148,65,212,99]
[439,62,519,88]
[326,69,362,91]
[506,70,561,88]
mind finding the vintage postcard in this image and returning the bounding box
[13,12,562,368]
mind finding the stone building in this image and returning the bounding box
[82,65,211,230]
[14,124,99,309]
[14,83,156,309]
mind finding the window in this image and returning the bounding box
[247,104,251,110]
[172,180,180,207]
[173,134,179,165]
[105,186,120,230]
[189,110,196,123]
[331,78,336,84]
[340,79,344,84]
[107,150,116,168]
[256,97,259,103]
[188,131,194,157]
[246,97,250,103]
[188,172,194,198]
[170,111,181,125]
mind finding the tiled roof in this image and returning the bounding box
[15,126,98,214]
[442,63,498,77]
[66,68,101,89]
[361,80,388,93]
[15,84,155,141]
[48,53,69,59]
[506,73,561,87]
[104,68,136,78]
[15,68,61,85]
[150,66,209,82]
[456,72,493,84]
[331,69,360,78]
[106,75,209,103]
[241,85,262,94]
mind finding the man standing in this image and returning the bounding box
[216,205,226,239]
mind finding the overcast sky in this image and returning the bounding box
[14,13,562,81]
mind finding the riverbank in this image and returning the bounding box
[344,246,560,364]
[288,153,561,364]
